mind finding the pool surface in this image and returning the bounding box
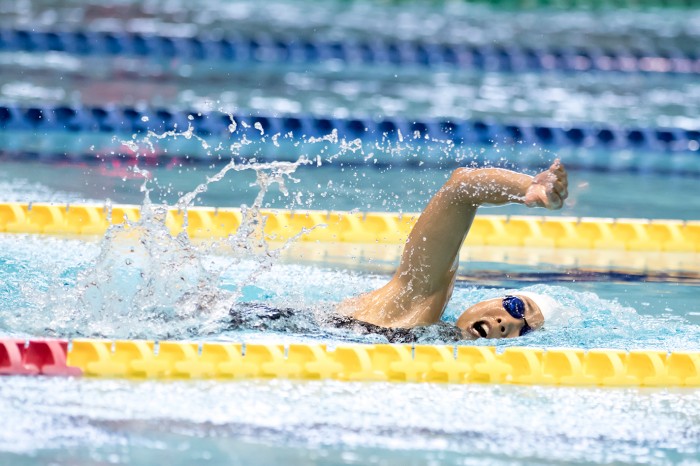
[3,377,700,466]
[1,161,700,219]
[1,0,700,465]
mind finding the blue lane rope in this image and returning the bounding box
[0,28,698,75]
[1,103,699,154]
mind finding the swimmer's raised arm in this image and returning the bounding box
[341,160,567,328]
[396,160,568,295]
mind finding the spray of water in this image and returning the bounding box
[27,120,326,339]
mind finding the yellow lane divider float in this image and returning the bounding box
[0,202,699,251]
[63,339,700,387]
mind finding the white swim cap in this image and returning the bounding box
[515,291,561,323]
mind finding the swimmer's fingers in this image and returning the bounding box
[553,180,568,200]
[543,160,566,180]
[550,159,567,177]
[553,180,564,191]
[560,168,569,200]
[529,160,567,209]
[547,187,564,210]
[550,159,568,200]
[545,176,564,209]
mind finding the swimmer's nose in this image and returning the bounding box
[496,317,518,338]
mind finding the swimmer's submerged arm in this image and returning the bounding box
[395,161,568,296]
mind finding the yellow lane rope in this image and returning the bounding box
[0,202,698,251]
[66,339,700,387]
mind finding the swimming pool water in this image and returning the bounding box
[2,1,700,129]
[3,376,700,466]
[2,0,700,465]
[2,228,700,465]
[1,210,699,462]
[3,52,699,128]
[1,224,698,346]
[4,0,698,53]
[1,160,699,219]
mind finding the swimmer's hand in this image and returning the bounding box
[524,159,568,209]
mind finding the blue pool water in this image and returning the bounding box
[3,377,700,466]
[2,160,700,219]
[3,53,699,128]
[2,2,699,128]
[2,0,700,464]
[3,0,698,53]
[0,157,699,464]
[1,182,698,348]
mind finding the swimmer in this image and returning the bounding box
[230,160,568,342]
[335,159,569,340]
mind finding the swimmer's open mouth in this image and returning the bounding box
[471,321,489,338]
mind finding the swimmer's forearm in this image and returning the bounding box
[451,168,532,206]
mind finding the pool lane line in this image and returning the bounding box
[0,28,698,76]
[1,104,699,154]
[0,338,81,376]
[1,338,699,387]
[0,202,698,252]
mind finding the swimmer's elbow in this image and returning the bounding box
[448,167,482,205]
[450,167,476,182]
[448,167,476,193]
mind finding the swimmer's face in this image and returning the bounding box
[455,295,545,339]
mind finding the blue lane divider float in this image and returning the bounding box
[1,103,698,155]
[0,28,698,75]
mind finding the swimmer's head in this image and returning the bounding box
[455,292,558,339]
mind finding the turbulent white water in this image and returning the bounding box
[5,123,333,338]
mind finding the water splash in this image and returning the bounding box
[23,121,324,339]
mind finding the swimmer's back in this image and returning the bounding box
[228,302,463,343]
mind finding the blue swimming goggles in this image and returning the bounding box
[502,295,533,336]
